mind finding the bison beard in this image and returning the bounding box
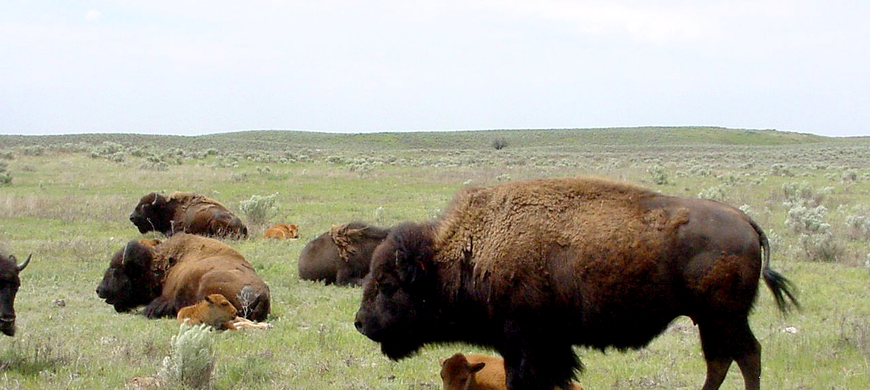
[354,177,799,390]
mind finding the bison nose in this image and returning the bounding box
[129,214,135,221]
[354,318,363,332]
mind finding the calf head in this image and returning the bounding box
[354,222,439,359]
[440,353,486,390]
[96,241,162,313]
[129,192,173,234]
[0,253,30,337]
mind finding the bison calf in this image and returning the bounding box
[440,353,583,390]
[355,177,799,390]
[298,222,390,286]
[0,252,31,336]
[97,233,270,321]
[129,191,248,238]
[264,223,299,239]
[177,294,239,330]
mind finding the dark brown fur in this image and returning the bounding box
[97,233,270,321]
[298,222,390,286]
[129,192,248,238]
[0,252,30,337]
[355,177,798,390]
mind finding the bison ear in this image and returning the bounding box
[392,223,436,289]
[438,357,446,366]
[470,362,486,373]
[204,295,215,304]
[122,241,153,270]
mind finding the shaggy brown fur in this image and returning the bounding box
[263,223,299,239]
[440,353,583,390]
[97,233,270,321]
[177,294,239,330]
[297,222,390,286]
[129,191,248,238]
[355,176,798,390]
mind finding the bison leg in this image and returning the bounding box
[143,297,176,319]
[501,334,579,390]
[336,268,362,287]
[698,317,761,390]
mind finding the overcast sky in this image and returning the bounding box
[2,1,868,137]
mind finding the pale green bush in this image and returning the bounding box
[647,165,669,185]
[159,324,215,389]
[698,185,727,202]
[845,214,870,240]
[239,193,279,226]
[798,231,844,263]
[785,204,829,234]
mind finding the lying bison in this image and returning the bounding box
[96,233,270,321]
[0,252,31,336]
[298,222,390,286]
[355,177,799,390]
[129,192,248,238]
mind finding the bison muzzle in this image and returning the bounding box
[354,177,798,390]
[0,252,30,337]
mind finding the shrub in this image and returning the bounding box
[698,185,727,202]
[782,181,830,207]
[0,162,10,186]
[841,170,858,183]
[239,193,279,226]
[159,324,216,389]
[20,145,44,156]
[0,150,13,160]
[798,231,844,263]
[845,214,870,241]
[785,204,829,234]
[647,165,669,185]
[492,137,508,150]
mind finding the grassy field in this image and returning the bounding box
[0,127,868,389]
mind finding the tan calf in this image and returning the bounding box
[439,353,583,390]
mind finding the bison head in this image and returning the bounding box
[96,241,161,313]
[129,192,173,235]
[0,253,30,337]
[354,222,439,360]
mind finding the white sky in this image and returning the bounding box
[2,1,868,137]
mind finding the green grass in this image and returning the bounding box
[0,128,868,389]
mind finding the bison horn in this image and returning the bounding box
[17,253,32,272]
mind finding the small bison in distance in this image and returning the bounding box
[130,192,248,239]
[355,177,799,390]
[96,233,270,321]
[263,223,299,239]
[0,252,31,337]
[440,353,583,390]
[298,222,390,286]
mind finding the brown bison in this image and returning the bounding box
[0,252,31,336]
[129,192,248,238]
[263,223,299,239]
[298,222,390,286]
[96,233,270,321]
[355,177,799,390]
[440,353,583,390]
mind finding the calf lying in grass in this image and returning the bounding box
[177,294,272,331]
[439,353,583,390]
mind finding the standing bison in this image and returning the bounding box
[355,177,799,390]
[96,233,270,321]
[0,252,31,336]
[129,192,248,239]
[298,222,390,286]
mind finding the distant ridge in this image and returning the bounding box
[0,127,851,152]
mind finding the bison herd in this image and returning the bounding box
[7,177,800,390]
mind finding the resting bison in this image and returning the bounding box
[129,192,248,238]
[177,294,238,330]
[0,252,31,336]
[298,222,390,286]
[355,177,799,390]
[264,223,299,239]
[96,233,270,321]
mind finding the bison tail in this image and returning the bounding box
[748,217,801,313]
[762,268,800,313]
